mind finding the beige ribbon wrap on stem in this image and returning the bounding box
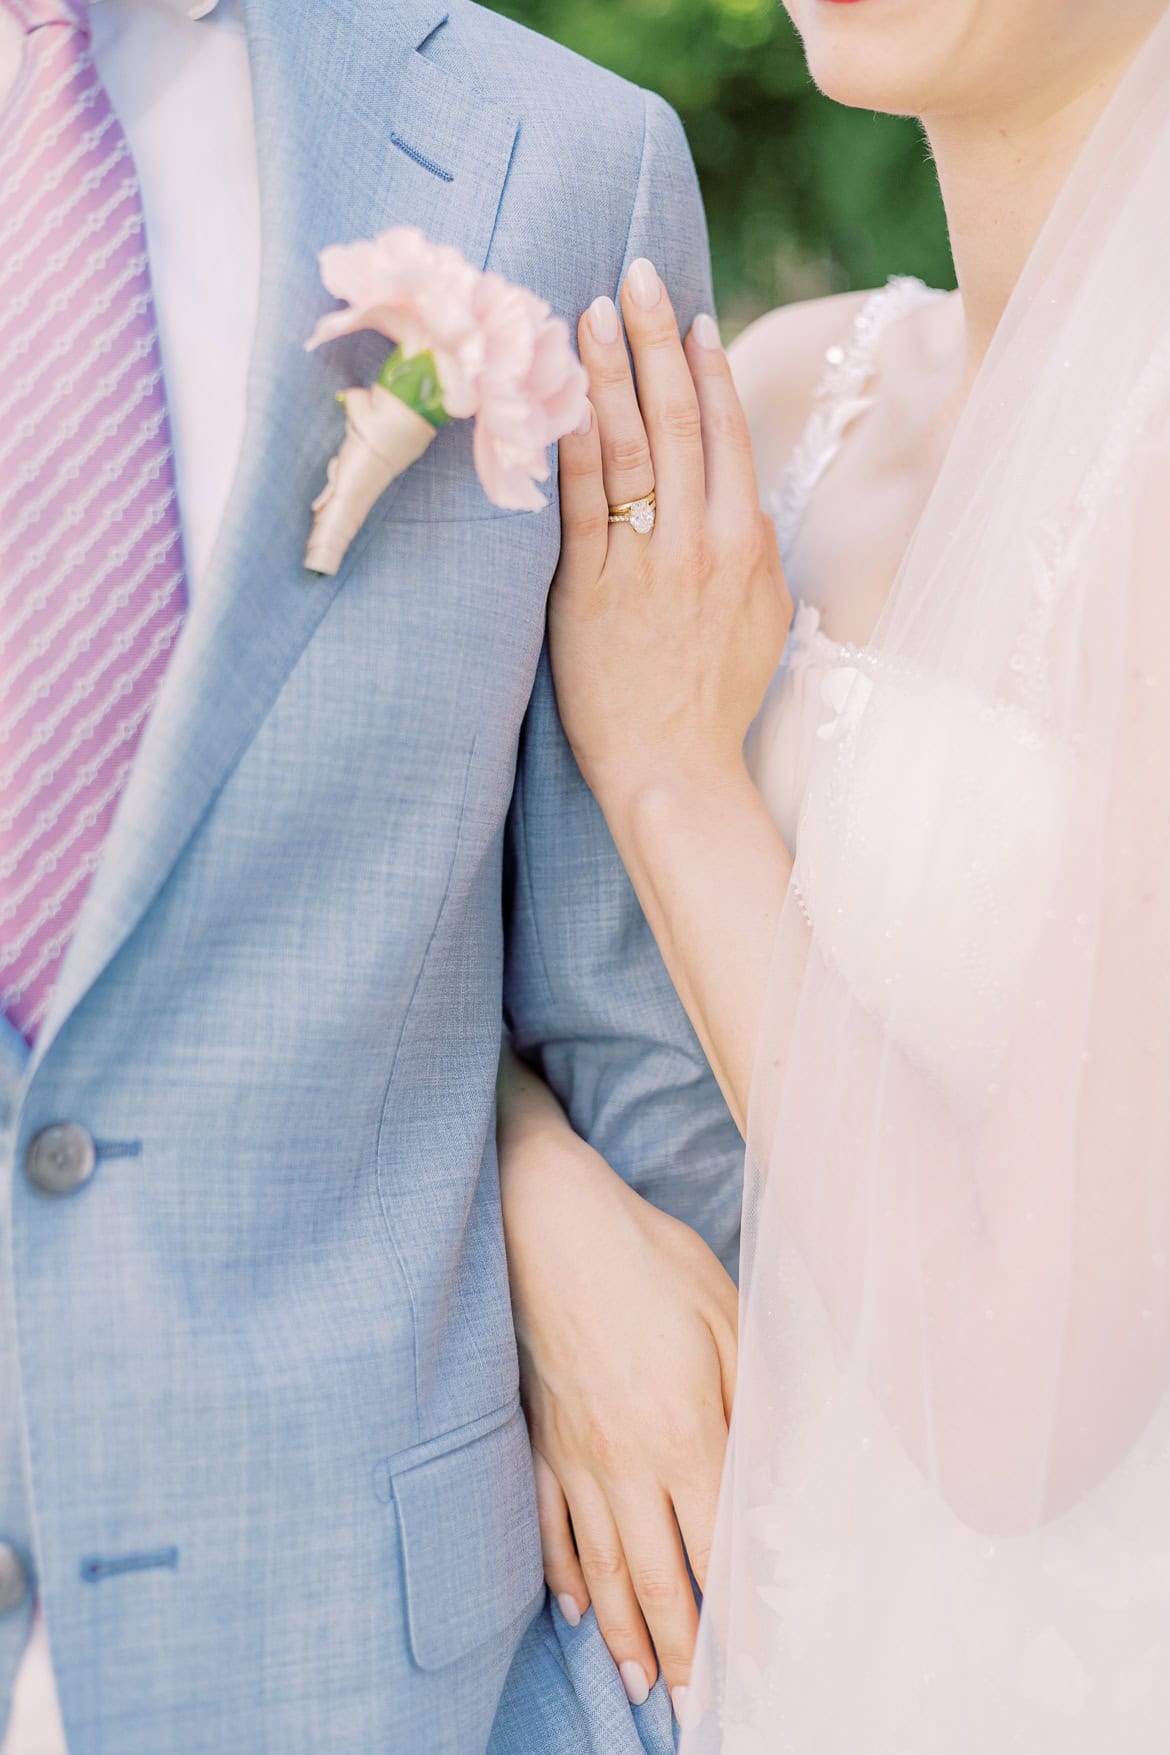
[304,385,437,576]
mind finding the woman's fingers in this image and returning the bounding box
[573,271,737,552]
[684,316,761,526]
[713,1312,738,1425]
[611,1483,701,1711]
[556,401,609,585]
[567,1473,660,1700]
[533,1450,590,1628]
[704,1277,740,1423]
[667,1415,728,1596]
[619,261,705,529]
[577,296,655,513]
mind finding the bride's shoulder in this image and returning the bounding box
[730,290,876,492]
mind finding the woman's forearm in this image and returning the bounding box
[600,756,795,1136]
[497,1041,593,1186]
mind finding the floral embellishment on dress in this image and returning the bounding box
[816,663,874,743]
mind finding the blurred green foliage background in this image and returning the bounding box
[486,0,954,332]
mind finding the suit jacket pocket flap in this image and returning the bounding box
[392,1403,543,1671]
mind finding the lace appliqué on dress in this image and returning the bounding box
[770,276,942,559]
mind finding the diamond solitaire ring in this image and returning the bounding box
[607,491,656,535]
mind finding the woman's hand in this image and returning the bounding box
[498,1053,737,1726]
[545,265,797,1130]
[549,260,792,823]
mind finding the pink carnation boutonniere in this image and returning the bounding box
[303,225,590,576]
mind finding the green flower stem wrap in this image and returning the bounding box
[377,347,453,427]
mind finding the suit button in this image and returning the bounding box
[0,1544,27,1614]
[24,1122,97,1196]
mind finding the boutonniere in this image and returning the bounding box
[303,226,590,575]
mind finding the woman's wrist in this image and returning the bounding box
[497,1051,622,1275]
[599,751,761,883]
[499,1050,592,1179]
[499,1114,603,1210]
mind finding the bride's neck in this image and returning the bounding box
[924,38,1146,379]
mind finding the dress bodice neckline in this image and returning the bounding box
[745,277,943,851]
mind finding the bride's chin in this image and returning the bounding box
[784,0,972,116]
[786,0,1167,120]
[801,50,943,118]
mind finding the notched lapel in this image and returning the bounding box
[389,51,520,258]
[29,0,520,1073]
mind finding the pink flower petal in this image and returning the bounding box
[308,224,590,510]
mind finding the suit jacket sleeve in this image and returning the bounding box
[503,89,744,1277]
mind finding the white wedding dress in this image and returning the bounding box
[697,278,1170,1754]
[746,278,932,852]
[746,277,1076,1118]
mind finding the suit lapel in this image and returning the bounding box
[29,0,520,1074]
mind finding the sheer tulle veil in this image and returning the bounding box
[684,11,1170,1750]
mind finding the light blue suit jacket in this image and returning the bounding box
[0,2,742,1750]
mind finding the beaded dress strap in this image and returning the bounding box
[771,276,940,557]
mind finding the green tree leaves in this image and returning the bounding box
[489,0,952,328]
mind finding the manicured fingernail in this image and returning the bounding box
[573,404,593,437]
[627,258,661,309]
[692,313,722,350]
[556,1592,583,1627]
[589,295,619,344]
[620,1660,650,1706]
[672,1685,701,1729]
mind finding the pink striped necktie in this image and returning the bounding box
[0,0,188,1045]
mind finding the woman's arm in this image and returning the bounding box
[593,766,791,1138]
[548,263,1170,1528]
[548,267,795,1133]
[497,1044,738,1715]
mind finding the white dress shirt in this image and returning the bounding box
[0,2,260,1746]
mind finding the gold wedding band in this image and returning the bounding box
[607,491,657,535]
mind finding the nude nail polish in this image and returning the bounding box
[627,258,661,309]
[556,1592,582,1627]
[589,295,619,344]
[672,1684,701,1729]
[692,312,722,350]
[620,1660,650,1706]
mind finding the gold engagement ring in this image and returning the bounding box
[607,491,656,534]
